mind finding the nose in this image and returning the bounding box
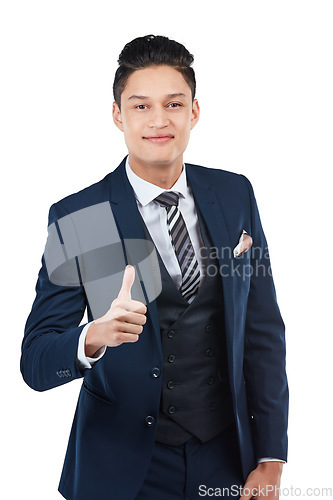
[148,106,170,129]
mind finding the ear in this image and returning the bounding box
[190,99,200,130]
[112,102,124,132]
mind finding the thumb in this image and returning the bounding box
[117,265,135,300]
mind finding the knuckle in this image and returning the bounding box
[117,298,127,309]
[112,298,120,308]
[112,319,120,329]
[115,311,125,321]
[113,332,122,342]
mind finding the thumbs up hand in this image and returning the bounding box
[84,265,147,357]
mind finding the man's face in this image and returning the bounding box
[112,65,199,170]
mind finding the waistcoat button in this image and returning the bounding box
[207,376,214,385]
[167,380,175,390]
[210,402,216,411]
[168,405,176,414]
[206,348,214,357]
[168,354,176,363]
[206,324,213,333]
[167,330,175,338]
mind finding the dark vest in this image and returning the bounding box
[139,200,235,446]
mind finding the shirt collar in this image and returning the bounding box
[125,156,188,207]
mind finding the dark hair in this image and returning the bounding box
[113,34,196,108]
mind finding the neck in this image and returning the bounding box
[128,154,183,189]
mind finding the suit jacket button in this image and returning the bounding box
[168,354,176,363]
[145,416,155,427]
[151,367,161,378]
[168,405,176,415]
[167,330,175,339]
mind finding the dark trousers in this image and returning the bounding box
[135,421,245,500]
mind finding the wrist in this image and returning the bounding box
[258,461,284,475]
[85,321,105,358]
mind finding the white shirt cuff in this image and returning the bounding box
[77,322,107,369]
[258,457,286,464]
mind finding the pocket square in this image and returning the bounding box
[233,230,253,258]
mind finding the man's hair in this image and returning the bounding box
[113,34,196,108]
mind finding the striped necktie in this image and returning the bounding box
[154,191,201,303]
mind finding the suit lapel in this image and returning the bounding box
[107,158,162,358]
[185,165,235,363]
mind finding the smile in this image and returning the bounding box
[143,135,174,143]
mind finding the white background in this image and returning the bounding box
[1,1,332,498]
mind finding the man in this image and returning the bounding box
[21,35,288,499]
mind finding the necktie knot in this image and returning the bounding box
[154,191,179,208]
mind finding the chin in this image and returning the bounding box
[149,151,182,164]
[139,153,178,166]
[129,147,182,167]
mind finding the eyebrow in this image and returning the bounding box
[127,92,187,101]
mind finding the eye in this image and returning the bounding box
[135,104,148,110]
[167,102,182,108]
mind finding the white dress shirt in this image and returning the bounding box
[76,157,285,464]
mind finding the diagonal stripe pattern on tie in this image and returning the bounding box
[154,191,201,303]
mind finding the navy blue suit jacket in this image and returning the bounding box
[21,157,288,500]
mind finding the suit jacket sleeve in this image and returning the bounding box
[240,174,289,462]
[20,202,88,391]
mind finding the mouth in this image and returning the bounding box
[143,134,174,143]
